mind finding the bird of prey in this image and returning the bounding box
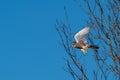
[72,27,99,54]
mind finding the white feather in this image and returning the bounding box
[74,27,90,43]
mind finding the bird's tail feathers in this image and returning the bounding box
[89,45,99,49]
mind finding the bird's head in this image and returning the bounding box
[72,42,77,48]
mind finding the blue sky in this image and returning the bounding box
[0,0,90,80]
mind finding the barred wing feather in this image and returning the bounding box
[74,27,90,43]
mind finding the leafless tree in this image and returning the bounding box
[55,0,120,80]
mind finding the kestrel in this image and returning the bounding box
[72,27,99,54]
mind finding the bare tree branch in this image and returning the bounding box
[55,0,120,80]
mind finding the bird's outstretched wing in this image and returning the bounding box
[74,27,90,43]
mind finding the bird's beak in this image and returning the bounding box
[72,43,74,47]
[72,43,76,47]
